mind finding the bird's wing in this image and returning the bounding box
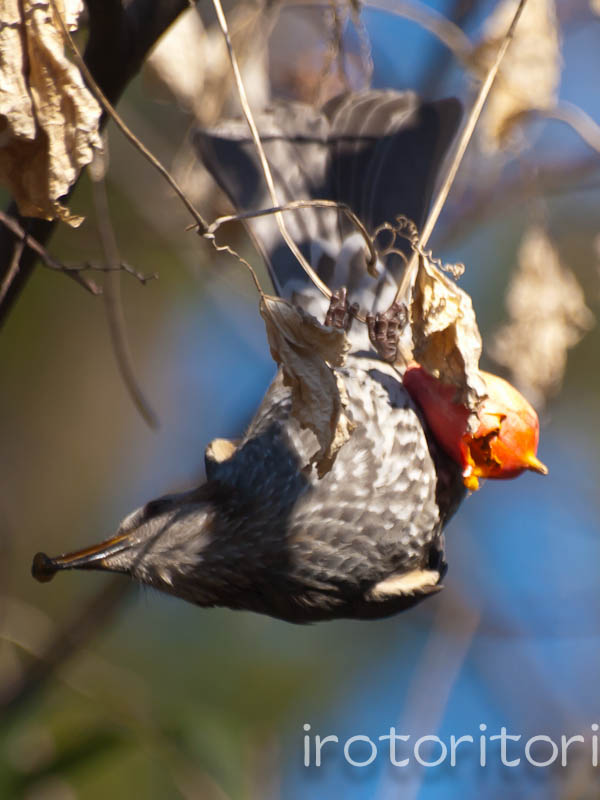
[193,90,461,347]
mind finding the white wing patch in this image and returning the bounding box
[368,569,441,600]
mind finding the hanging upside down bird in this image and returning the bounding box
[31,90,547,623]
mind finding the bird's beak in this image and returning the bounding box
[32,530,135,583]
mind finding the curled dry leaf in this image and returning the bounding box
[0,0,102,225]
[470,0,561,152]
[259,295,354,477]
[410,255,486,430]
[490,225,594,407]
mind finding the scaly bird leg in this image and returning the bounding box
[325,287,359,332]
[366,300,407,363]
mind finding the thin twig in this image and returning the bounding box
[0,211,101,295]
[92,173,160,430]
[367,0,472,59]
[418,0,482,95]
[60,261,154,282]
[208,0,335,301]
[348,0,374,89]
[204,199,377,274]
[439,154,600,247]
[422,0,528,247]
[292,0,473,61]
[207,238,265,297]
[49,0,209,234]
[315,1,349,106]
[0,211,154,287]
[0,238,24,307]
[515,101,600,156]
[391,0,530,308]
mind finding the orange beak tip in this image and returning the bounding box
[527,455,549,476]
[462,472,480,491]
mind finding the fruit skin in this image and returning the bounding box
[403,364,548,491]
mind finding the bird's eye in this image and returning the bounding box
[143,497,172,517]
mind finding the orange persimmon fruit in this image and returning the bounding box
[403,364,548,491]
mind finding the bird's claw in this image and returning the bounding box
[325,287,359,332]
[366,300,407,363]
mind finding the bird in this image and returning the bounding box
[32,89,467,623]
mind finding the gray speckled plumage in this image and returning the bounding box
[38,355,464,623]
[33,90,467,623]
[198,357,465,621]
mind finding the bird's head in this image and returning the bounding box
[32,490,214,594]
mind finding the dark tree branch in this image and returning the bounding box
[0,0,189,329]
[0,576,131,723]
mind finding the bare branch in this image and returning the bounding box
[517,100,600,156]
[439,155,600,246]
[392,0,530,309]
[0,210,154,288]
[207,237,266,297]
[0,576,131,722]
[0,238,24,308]
[208,0,335,301]
[291,0,474,60]
[349,0,374,89]
[315,1,350,105]
[0,211,101,295]
[91,172,160,430]
[204,198,377,275]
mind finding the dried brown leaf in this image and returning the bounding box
[490,225,594,407]
[410,256,486,428]
[0,0,102,225]
[259,295,354,477]
[471,0,561,152]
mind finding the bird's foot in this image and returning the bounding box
[366,300,407,363]
[325,287,359,332]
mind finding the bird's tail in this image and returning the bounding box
[194,90,461,341]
